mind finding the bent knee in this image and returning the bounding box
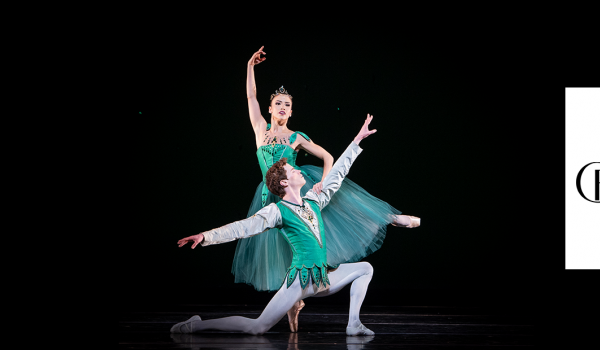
[359,262,374,276]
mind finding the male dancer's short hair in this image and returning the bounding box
[266,158,288,198]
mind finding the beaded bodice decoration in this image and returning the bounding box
[299,204,316,228]
[256,126,312,179]
[262,132,291,147]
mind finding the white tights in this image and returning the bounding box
[190,262,374,335]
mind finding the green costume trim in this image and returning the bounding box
[287,267,298,287]
[322,266,331,286]
[300,268,309,288]
[312,265,322,287]
[289,131,311,144]
[283,263,340,289]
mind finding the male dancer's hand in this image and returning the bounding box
[353,114,377,145]
[177,233,204,249]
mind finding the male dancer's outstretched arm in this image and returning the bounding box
[176,203,282,249]
[176,114,376,250]
[304,114,376,210]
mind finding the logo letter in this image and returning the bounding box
[596,169,599,201]
[577,162,600,203]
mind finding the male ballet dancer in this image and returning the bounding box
[172,115,416,336]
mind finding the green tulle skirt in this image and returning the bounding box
[231,165,402,292]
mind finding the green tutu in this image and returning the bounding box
[231,128,402,292]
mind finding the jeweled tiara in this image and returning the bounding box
[270,86,293,101]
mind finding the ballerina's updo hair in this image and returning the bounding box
[266,157,289,198]
[270,86,293,104]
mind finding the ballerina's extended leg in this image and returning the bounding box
[392,215,421,228]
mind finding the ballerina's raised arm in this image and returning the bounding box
[245,46,334,194]
[246,46,268,146]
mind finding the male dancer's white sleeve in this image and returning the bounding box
[304,141,363,210]
[200,203,282,247]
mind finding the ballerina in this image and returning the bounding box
[232,46,420,332]
[173,116,382,336]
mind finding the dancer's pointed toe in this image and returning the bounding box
[287,300,305,333]
[170,315,201,333]
[407,215,420,228]
[346,323,375,336]
[392,215,420,228]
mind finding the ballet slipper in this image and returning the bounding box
[287,299,305,332]
[170,315,201,333]
[346,323,375,336]
[392,215,421,228]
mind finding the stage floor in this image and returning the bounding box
[118,304,534,348]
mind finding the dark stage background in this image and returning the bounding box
[122,31,558,313]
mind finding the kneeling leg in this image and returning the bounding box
[171,277,305,335]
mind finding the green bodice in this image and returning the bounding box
[257,143,300,183]
[276,199,338,290]
[257,126,315,206]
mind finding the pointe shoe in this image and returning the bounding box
[406,215,420,228]
[170,315,201,333]
[346,323,375,336]
[287,300,305,333]
[392,215,421,228]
